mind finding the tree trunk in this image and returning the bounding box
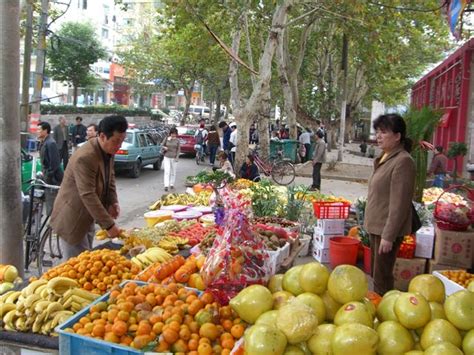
[229,1,295,174]
[182,84,194,125]
[214,87,222,125]
[258,89,272,161]
[73,85,78,107]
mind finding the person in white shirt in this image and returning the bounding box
[194,123,208,161]
[229,123,237,166]
[298,128,312,163]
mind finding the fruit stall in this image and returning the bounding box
[0,174,473,354]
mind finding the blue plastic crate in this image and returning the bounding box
[56,280,201,355]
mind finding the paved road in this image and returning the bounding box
[114,155,368,230]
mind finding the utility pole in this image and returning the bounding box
[337,34,348,162]
[20,0,34,134]
[0,0,23,274]
[31,0,49,118]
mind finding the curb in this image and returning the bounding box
[295,172,369,184]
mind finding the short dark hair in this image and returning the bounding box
[98,115,128,139]
[209,125,216,131]
[218,121,227,128]
[247,154,254,163]
[76,116,83,122]
[87,123,98,131]
[436,146,443,153]
[218,151,228,160]
[316,130,324,139]
[169,127,178,135]
[37,121,51,134]
[373,113,412,152]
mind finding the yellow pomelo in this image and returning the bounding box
[429,301,446,320]
[462,329,474,355]
[334,301,373,327]
[423,341,463,355]
[229,284,273,324]
[420,319,462,350]
[322,291,342,322]
[376,292,400,322]
[404,351,424,355]
[376,320,414,354]
[273,291,295,310]
[408,274,445,303]
[299,262,329,295]
[282,265,304,296]
[327,265,368,304]
[444,290,474,331]
[244,323,287,355]
[307,324,336,355]
[296,292,326,324]
[283,345,305,355]
[331,323,378,355]
[269,274,284,293]
[255,310,279,327]
[394,293,431,329]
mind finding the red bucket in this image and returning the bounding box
[329,236,360,269]
[363,245,371,274]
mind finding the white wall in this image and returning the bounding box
[369,101,385,139]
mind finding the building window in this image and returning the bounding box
[102,28,109,39]
[104,15,108,24]
[82,0,87,9]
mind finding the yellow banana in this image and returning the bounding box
[24,294,42,309]
[50,310,73,329]
[34,300,52,314]
[45,302,63,318]
[15,316,27,331]
[46,277,79,294]
[40,319,53,335]
[34,284,48,296]
[0,291,16,303]
[70,301,84,313]
[4,291,21,304]
[25,279,48,297]
[63,295,90,310]
[2,309,17,329]
[70,288,99,302]
[0,303,16,317]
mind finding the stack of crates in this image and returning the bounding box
[311,201,351,264]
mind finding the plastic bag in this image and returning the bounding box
[276,299,318,344]
[201,187,271,304]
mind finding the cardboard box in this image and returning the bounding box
[313,227,332,248]
[432,271,466,296]
[312,245,330,264]
[433,227,474,268]
[393,257,427,291]
[415,226,435,259]
[426,259,466,273]
[316,219,345,235]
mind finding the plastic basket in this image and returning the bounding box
[397,235,416,259]
[313,201,351,219]
[57,280,201,355]
[434,185,474,231]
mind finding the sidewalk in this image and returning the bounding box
[295,142,380,183]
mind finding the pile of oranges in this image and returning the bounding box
[137,255,206,291]
[441,270,474,288]
[65,281,246,354]
[36,249,141,295]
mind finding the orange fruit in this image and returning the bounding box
[179,327,191,341]
[136,321,152,336]
[200,292,214,305]
[221,337,235,350]
[230,324,244,339]
[197,342,213,355]
[199,323,219,341]
[132,334,152,349]
[222,319,233,331]
[188,337,199,350]
[111,320,127,337]
[162,328,179,344]
[92,324,106,337]
[104,332,120,343]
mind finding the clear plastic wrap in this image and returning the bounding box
[201,188,271,304]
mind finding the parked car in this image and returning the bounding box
[21,149,42,193]
[114,128,164,178]
[177,126,199,155]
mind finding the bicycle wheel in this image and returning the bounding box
[271,161,295,185]
[24,201,43,271]
[37,225,55,275]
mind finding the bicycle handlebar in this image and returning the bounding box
[25,178,61,191]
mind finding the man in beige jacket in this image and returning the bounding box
[311,130,326,190]
[50,115,128,259]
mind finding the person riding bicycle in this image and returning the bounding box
[239,155,260,182]
[194,123,208,161]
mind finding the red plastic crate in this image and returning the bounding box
[312,201,350,219]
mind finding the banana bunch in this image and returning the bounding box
[157,235,189,254]
[95,228,128,241]
[160,192,211,207]
[131,247,172,269]
[0,277,98,335]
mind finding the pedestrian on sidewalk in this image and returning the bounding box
[311,130,326,190]
[50,115,128,259]
[360,140,368,156]
[53,116,70,169]
[229,123,237,166]
[71,116,87,153]
[364,113,415,296]
[299,128,312,163]
[428,146,448,188]
[162,127,180,191]
[207,125,220,166]
[368,144,376,158]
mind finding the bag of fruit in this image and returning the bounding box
[201,188,271,304]
[434,185,474,231]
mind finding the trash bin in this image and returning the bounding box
[306,142,316,160]
[281,139,299,163]
[270,140,284,159]
[26,138,38,152]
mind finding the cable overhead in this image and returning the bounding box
[367,0,448,13]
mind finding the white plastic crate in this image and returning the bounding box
[432,270,465,296]
[312,245,330,263]
[316,219,345,235]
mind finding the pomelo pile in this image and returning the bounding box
[229,263,474,355]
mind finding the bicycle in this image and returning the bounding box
[23,176,62,276]
[194,144,205,165]
[250,146,296,185]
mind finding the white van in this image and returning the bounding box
[189,105,210,119]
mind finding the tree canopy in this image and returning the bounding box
[47,21,107,106]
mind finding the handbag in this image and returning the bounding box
[411,203,422,234]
